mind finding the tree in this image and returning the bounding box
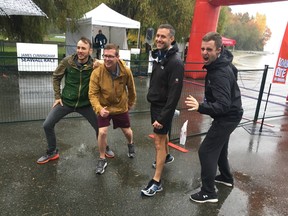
[223,9,271,51]
[0,0,102,42]
[0,0,195,43]
[108,0,195,43]
[217,6,230,35]
[262,26,272,47]
[255,13,271,48]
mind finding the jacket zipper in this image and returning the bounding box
[75,69,82,109]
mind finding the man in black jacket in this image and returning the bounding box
[141,24,184,197]
[94,30,107,59]
[185,32,243,203]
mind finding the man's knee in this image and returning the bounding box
[122,128,132,136]
[98,128,108,137]
[154,134,167,150]
[43,118,53,130]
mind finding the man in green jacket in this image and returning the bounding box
[37,37,114,164]
[89,43,136,175]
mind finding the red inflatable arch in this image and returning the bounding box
[185,0,286,79]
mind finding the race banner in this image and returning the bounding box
[272,22,288,84]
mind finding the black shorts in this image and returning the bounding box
[150,105,172,135]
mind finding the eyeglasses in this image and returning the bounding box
[102,54,116,59]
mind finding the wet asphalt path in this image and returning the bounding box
[1,109,288,215]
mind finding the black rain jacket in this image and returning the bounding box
[198,48,243,121]
[147,42,184,125]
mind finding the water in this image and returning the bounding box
[234,52,287,91]
[234,52,278,69]
[234,51,288,120]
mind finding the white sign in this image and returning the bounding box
[180,120,188,145]
[148,50,153,74]
[17,43,58,72]
[119,49,131,68]
[130,48,140,55]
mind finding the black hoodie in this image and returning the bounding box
[147,42,184,125]
[198,48,243,121]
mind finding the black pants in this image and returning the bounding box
[96,49,101,59]
[43,104,98,153]
[199,119,240,194]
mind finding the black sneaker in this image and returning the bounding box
[105,145,115,158]
[152,154,174,169]
[37,149,59,164]
[189,191,218,203]
[141,180,163,197]
[215,175,234,187]
[127,143,135,158]
[96,158,107,175]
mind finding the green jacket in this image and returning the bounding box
[53,54,93,108]
[89,60,136,115]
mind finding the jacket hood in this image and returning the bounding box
[151,41,179,60]
[204,47,234,70]
[221,47,234,63]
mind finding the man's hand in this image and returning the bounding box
[128,105,135,110]
[93,59,104,69]
[52,99,63,108]
[152,120,163,129]
[185,95,199,111]
[100,106,109,117]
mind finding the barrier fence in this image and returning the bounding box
[1,55,287,140]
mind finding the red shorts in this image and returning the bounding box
[98,112,131,129]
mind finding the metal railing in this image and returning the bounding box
[1,55,287,140]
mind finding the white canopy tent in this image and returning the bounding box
[65,3,141,56]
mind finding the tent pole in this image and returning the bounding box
[109,27,111,43]
[137,28,141,49]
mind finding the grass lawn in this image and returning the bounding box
[45,34,66,43]
[0,34,66,63]
[1,34,149,69]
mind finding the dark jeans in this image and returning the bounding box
[96,49,101,59]
[43,104,98,153]
[199,119,240,194]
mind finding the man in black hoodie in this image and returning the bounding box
[185,32,243,203]
[141,24,184,197]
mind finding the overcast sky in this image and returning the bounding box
[230,1,288,53]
